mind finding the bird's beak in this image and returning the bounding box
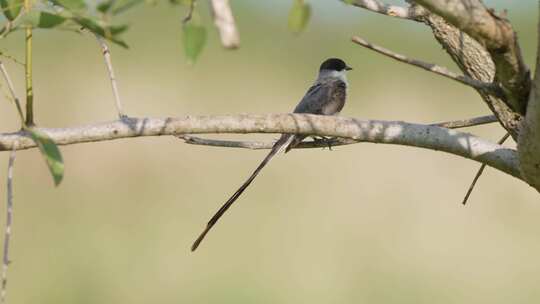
[345,66,353,71]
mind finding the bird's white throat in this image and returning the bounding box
[318,69,348,86]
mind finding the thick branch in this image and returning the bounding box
[179,115,498,149]
[413,0,530,115]
[417,10,523,139]
[413,0,511,49]
[0,114,521,181]
[517,2,540,190]
[347,1,526,138]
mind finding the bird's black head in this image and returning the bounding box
[319,58,352,72]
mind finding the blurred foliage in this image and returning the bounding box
[288,0,311,33]
[0,0,23,21]
[0,1,539,304]
[0,0,148,47]
[183,22,207,64]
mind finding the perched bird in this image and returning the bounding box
[191,58,352,251]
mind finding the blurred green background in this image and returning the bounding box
[1,1,539,303]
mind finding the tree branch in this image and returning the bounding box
[0,61,24,124]
[351,35,501,95]
[351,0,531,141]
[0,114,521,182]
[1,147,16,304]
[95,35,126,119]
[182,0,196,24]
[416,8,523,139]
[178,135,358,150]
[462,132,510,205]
[431,115,497,129]
[412,0,530,115]
[343,0,423,20]
[24,16,33,126]
[178,115,499,149]
[412,0,512,49]
[517,1,540,190]
[209,0,240,49]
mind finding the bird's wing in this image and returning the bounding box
[285,78,347,152]
[293,78,347,115]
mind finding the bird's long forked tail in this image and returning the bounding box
[191,134,294,251]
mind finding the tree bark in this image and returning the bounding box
[0,114,522,181]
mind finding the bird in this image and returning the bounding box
[191,58,352,251]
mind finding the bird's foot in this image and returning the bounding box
[312,136,335,151]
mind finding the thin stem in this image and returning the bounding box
[178,134,358,150]
[182,0,196,24]
[430,115,498,129]
[0,52,22,66]
[0,5,26,39]
[24,0,33,126]
[462,133,510,205]
[0,62,25,125]
[1,146,16,304]
[95,35,126,118]
[0,22,12,39]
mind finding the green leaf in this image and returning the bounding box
[342,0,356,4]
[183,23,206,64]
[288,0,311,33]
[169,0,192,5]
[38,12,66,28]
[97,0,114,13]
[17,11,67,29]
[0,0,23,21]
[51,0,87,11]
[75,17,129,48]
[98,0,143,14]
[27,128,64,186]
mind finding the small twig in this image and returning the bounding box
[462,133,510,205]
[0,22,12,39]
[343,0,423,20]
[0,5,27,39]
[23,0,33,126]
[178,135,358,150]
[430,115,498,129]
[182,0,196,24]
[351,36,503,96]
[210,0,240,49]
[1,146,16,304]
[95,35,126,119]
[0,52,23,66]
[179,115,499,150]
[0,62,25,124]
